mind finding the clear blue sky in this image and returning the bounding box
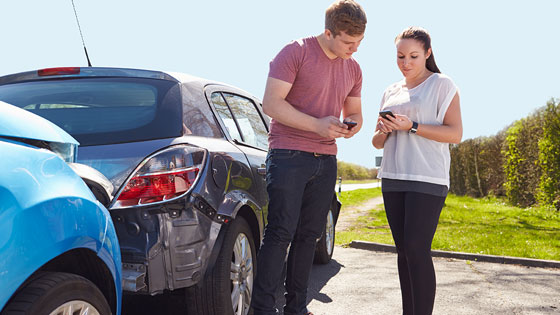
[1,0,558,168]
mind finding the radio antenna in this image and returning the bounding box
[71,0,92,67]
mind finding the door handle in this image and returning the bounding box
[257,167,266,176]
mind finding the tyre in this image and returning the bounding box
[186,216,256,315]
[1,272,111,315]
[314,207,335,264]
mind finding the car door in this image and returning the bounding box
[205,87,269,223]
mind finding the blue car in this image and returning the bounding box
[0,102,122,315]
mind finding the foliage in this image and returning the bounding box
[337,160,377,181]
[450,133,507,197]
[450,99,559,209]
[503,110,544,207]
[537,100,560,210]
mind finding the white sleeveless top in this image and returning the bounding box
[378,73,458,187]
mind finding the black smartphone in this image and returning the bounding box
[343,121,357,130]
[379,110,395,119]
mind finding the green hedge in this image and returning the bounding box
[537,101,560,209]
[337,160,377,180]
[450,99,559,210]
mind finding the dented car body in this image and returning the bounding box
[0,67,340,315]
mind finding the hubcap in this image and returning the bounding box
[230,233,253,315]
[49,300,100,315]
[325,209,334,256]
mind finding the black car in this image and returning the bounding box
[0,67,340,315]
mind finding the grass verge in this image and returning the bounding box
[338,187,382,207]
[336,189,560,261]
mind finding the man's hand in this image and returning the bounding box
[343,119,359,138]
[315,116,349,139]
[341,96,362,139]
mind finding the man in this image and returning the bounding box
[251,1,367,315]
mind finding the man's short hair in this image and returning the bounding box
[325,0,367,37]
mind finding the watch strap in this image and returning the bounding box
[409,121,418,134]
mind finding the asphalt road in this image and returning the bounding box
[305,247,560,315]
[122,246,560,315]
[336,181,381,192]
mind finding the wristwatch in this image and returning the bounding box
[409,121,418,134]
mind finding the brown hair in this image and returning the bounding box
[325,0,367,37]
[395,26,441,73]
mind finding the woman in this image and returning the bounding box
[372,26,462,315]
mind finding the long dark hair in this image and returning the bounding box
[395,26,441,73]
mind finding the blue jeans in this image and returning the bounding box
[251,149,337,315]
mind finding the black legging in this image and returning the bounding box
[382,191,446,315]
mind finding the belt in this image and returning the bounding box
[269,149,333,157]
[304,151,331,157]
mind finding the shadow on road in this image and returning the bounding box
[122,258,344,314]
[307,259,344,304]
[273,258,344,312]
[122,290,186,315]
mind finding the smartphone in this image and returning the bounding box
[379,110,395,119]
[343,121,357,130]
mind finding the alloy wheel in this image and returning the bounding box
[49,300,100,315]
[230,232,254,315]
[325,209,335,256]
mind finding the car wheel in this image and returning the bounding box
[314,207,335,264]
[1,272,111,315]
[186,216,256,315]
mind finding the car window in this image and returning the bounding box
[0,78,183,146]
[211,92,243,142]
[223,93,268,150]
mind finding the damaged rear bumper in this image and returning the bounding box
[112,194,225,295]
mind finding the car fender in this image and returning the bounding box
[199,190,261,282]
[0,142,121,310]
[331,193,342,226]
[216,189,262,219]
[0,196,122,310]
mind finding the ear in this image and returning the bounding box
[426,47,432,59]
[324,29,333,40]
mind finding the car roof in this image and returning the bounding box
[0,67,257,98]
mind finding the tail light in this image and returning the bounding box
[112,145,206,208]
[38,67,80,76]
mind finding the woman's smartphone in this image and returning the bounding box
[379,110,395,119]
[343,121,357,130]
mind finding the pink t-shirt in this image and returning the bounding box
[268,36,362,155]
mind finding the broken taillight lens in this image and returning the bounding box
[112,145,206,208]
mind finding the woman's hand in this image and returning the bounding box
[372,117,393,149]
[376,117,393,135]
[381,114,413,131]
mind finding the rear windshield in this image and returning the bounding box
[0,77,182,146]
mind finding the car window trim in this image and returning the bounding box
[219,92,246,143]
[221,92,269,150]
[203,85,268,151]
[204,85,269,131]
